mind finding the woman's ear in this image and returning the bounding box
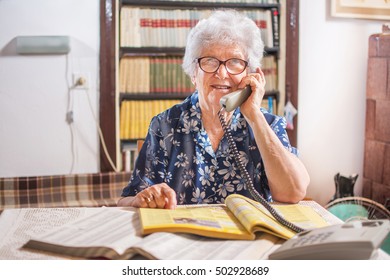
[191,74,197,86]
[191,67,199,85]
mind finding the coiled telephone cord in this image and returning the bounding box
[217,108,304,233]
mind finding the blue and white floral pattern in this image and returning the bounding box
[121,91,298,205]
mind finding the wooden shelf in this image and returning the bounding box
[121,0,279,10]
[120,90,279,102]
[120,46,279,57]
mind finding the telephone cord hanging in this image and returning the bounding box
[217,108,304,233]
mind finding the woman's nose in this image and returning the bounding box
[215,63,229,79]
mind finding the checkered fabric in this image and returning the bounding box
[0,172,131,209]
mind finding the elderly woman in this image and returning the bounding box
[118,10,309,209]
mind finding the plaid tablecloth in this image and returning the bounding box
[0,172,131,209]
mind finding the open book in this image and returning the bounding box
[18,195,330,260]
[18,207,281,260]
[140,194,329,240]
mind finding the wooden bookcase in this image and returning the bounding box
[99,0,300,172]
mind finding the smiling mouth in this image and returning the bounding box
[212,85,231,90]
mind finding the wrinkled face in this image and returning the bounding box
[192,44,248,112]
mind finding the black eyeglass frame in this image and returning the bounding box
[196,56,249,75]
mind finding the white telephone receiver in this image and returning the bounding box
[269,219,390,260]
[219,86,252,112]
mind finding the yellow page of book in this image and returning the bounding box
[226,194,329,240]
[139,205,254,240]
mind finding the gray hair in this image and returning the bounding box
[182,9,264,77]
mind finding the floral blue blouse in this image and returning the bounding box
[121,91,298,205]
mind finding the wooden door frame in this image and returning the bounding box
[99,0,117,171]
[285,0,299,147]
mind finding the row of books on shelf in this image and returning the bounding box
[119,56,194,94]
[119,55,277,94]
[120,7,277,48]
[119,97,277,142]
[120,99,183,140]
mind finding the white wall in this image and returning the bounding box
[0,0,100,177]
[298,0,386,205]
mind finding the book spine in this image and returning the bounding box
[120,102,126,139]
[122,150,131,172]
[268,96,274,114]
[119,58,127,93]
[150,57,156,93]
[271,8,279,48]
[262,56,277,91]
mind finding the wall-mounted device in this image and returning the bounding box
[16,36,70,54]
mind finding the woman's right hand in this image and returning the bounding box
[118,183,177,209]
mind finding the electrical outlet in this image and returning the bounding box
[66,111,74,123]
[72,72,90,89]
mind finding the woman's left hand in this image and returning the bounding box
[134,183,177,209]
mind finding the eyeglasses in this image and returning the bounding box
[197,56,248,75]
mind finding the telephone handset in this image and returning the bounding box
[219,86,252,112]
[218,86,304,233]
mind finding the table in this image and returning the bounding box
[0,201,388,260]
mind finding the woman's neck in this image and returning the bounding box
[200,102,233,152]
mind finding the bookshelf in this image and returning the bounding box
[99,0,300,172]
